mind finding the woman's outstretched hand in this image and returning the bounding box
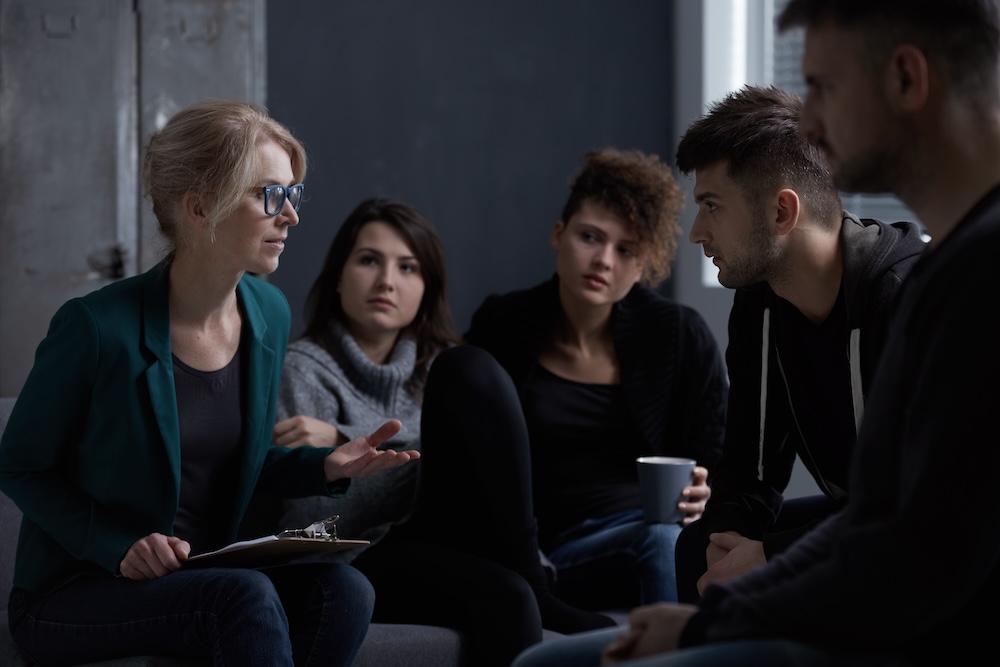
[323,419,420,481]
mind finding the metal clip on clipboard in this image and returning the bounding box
[276,515,340,541]
[185,515,368,569]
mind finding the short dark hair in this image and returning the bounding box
[675,84,841,229]
[561,148,682,286]
[778,0,1000,111]
[302,197,460,396]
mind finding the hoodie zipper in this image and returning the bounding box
[775,350,838,499]
[763,323,861,502]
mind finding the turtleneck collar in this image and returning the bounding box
[324,320,418,410]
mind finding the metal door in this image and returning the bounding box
[0,0,138,397]
[0,0,265,396]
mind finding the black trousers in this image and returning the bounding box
[351,345,546,667]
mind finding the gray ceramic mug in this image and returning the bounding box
[636,456,696,524]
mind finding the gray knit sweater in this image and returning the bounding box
[277,322,422,562]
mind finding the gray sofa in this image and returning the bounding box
[0,397,616,666]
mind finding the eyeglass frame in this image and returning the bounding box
[256,182,305,216]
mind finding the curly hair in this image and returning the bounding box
[560,148,683,287]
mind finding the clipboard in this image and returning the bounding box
[184,515,369,569]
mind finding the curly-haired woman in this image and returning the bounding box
[465,148,728,610]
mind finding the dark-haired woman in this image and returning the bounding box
[275,197,615,667]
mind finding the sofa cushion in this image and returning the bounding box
[0,627,204,667]
[355,623,464,667]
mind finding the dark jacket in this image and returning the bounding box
[700,213,926,555]
[465,275,728,487]
[682,190,1000,665]
[0,261,342,595]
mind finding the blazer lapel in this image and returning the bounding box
[142,261,182,490]
[235,278,276,502]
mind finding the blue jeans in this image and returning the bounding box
[8,563,375,667]
[512,627,911,667]
[547,508,681,609]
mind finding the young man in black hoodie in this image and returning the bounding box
[511,1,1000,665]
[672,84,927,602]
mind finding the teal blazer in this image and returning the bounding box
[0,261,341,594]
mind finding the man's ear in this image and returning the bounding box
[886,44,929,112]
[550,220,567,250]
[774,188,801,237]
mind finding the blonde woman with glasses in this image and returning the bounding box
[0,100,416,667]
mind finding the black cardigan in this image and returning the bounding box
[465,276,727,470]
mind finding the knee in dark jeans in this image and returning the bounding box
[283,563,374,667]
[312,563,375,619]
[217,568,289,631]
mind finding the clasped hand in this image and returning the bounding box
[601,602,698,664]
[698,531,766,595]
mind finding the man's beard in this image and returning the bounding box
[718,217,783,289]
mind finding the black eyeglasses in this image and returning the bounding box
[257,183,305,216]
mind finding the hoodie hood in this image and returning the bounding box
[841,212,928,330]
[755,213,926,493]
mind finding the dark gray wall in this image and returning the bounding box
[265,0,676,339]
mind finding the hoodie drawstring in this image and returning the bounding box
[849,328,864,435]
[758,308,770,481]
